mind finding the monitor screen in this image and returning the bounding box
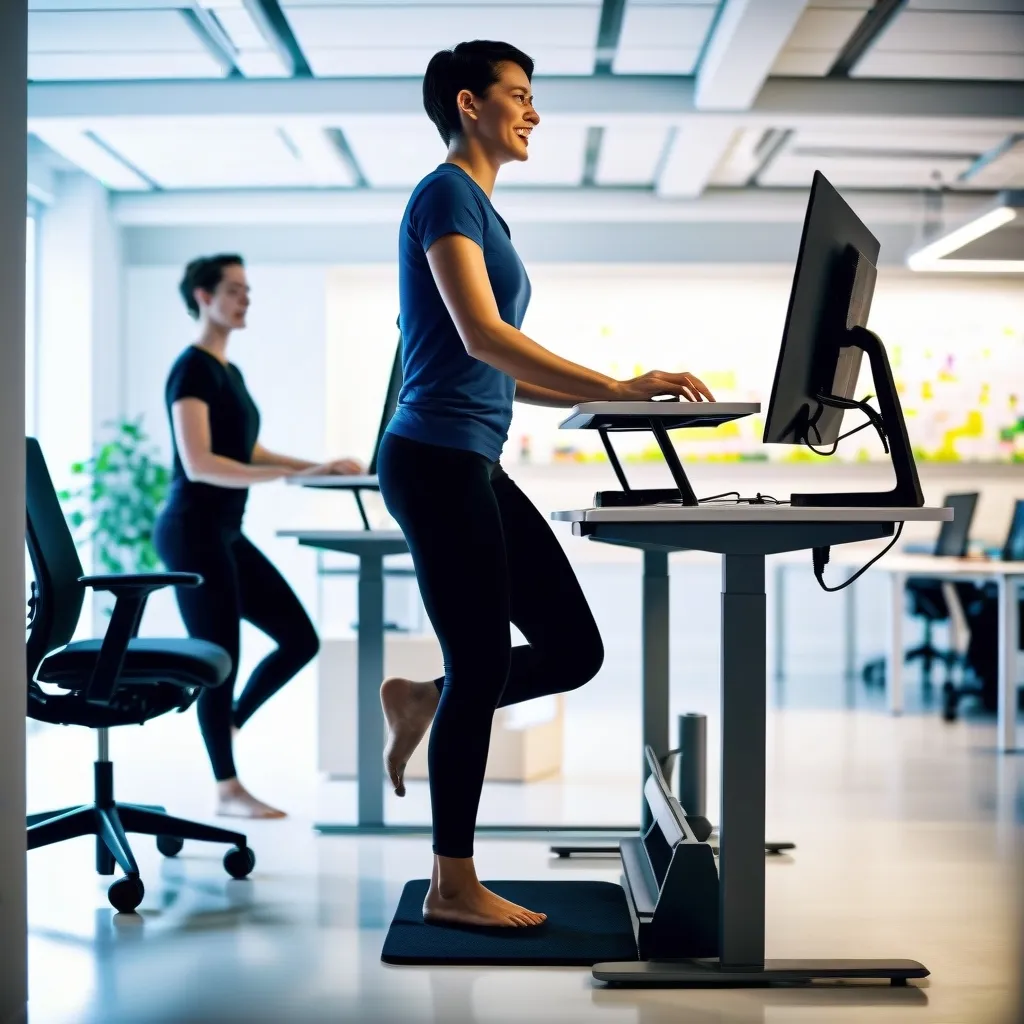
[763,171,881,448]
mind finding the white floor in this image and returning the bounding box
[25,561,1024,1023]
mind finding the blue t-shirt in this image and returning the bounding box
[387,163,531,462]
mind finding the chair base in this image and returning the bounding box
[28,786,255,912]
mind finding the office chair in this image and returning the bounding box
[904,492,979,683]
[862,492,979,688]
[25,438,256,913]
[942,499,1024,721]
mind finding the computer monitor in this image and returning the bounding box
[935,493,978,558]
[763,171,924,508]
[1003,500,1024,563]
[367,327,403,477]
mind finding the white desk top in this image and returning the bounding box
[559,401,760,431]
[286,475,379,489]
[865,553,1024,576]
[552,505,952,524]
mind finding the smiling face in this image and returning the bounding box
[457,61,539,165]
[197,262,250,331]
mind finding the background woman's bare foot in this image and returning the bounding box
[380,676,439,796]
[423,881,546,928]
[216,779,286,819]
[424,855,546,928]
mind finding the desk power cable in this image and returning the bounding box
[699,491,789,505]
[812,521,904,593]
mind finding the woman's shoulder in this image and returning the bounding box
[408,165,484,214]
[166,346,225,391]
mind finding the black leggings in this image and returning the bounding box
[153,510,319,781]
[377,432,604,858]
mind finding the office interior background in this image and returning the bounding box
[10,0,1024,1021]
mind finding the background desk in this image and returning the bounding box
[772,550,1024,751]
[553,503,948,978]
[277,529,407,830]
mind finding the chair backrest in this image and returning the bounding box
[26,438,85,677]
[1003,500,1024,563]
[934,492,978,557]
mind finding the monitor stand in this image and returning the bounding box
[791,326,924,509]
[594,419,699,508]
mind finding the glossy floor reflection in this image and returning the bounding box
[26,562,1024,1023]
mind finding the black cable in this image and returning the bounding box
[805,394,889,457]
[811,521,904,593]
[806,417,877,456]
[699,491,740,503]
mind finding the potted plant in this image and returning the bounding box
[59,417,171,602]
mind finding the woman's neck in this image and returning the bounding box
[445,138,499,197]
[194,324,230,363]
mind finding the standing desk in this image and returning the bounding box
[277,527,408,831]
[552,502,950,984]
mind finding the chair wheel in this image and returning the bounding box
[156,835,184,858]
[223,846,256,879]
[108,874,145,913]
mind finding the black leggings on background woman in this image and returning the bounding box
[154,513,320,784]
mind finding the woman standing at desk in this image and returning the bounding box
[378,41,714,928]
[156,254,362,819]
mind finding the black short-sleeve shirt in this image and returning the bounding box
[163,346,260,523]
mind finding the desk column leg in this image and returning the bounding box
[844,572,857,681]
[719,553,766,970]
[887,572,905,716]
[997,576,1020,754]
[642,550,670,832]
[357,553,385,828]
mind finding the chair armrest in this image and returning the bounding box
[80,573,201,705]
[79,572,202,592]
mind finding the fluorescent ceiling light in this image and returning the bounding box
[907,192,1021,273]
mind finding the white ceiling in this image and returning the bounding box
[24,0,1024,205]
[612,1,718,74]
[280,1,602,77]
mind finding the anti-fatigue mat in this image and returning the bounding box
[381,879,639,966]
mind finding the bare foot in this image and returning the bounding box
[380,676,440,797]
[423,855,546,928]
[216,779,286,820]
[423,881,546,928]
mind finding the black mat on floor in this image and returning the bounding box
[381,880,639,966]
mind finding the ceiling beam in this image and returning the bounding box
[695,0,810,111]
[110,186,988,229]
[28,76,1024,131]
[827,0,906,79]
[656,123,738,198]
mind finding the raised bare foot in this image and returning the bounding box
[380,676,439,796]
[423,881,546,928]
[216,779,286,820]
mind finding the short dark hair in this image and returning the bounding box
[179,254,244,319]
[423,40,534,146]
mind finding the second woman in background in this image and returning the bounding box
[155,254,363,819]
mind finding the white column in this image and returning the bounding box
[887,571,905,714]
[36,172,122,635]
[0,1,28,1018]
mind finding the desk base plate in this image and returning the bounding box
[593,958,929,987]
